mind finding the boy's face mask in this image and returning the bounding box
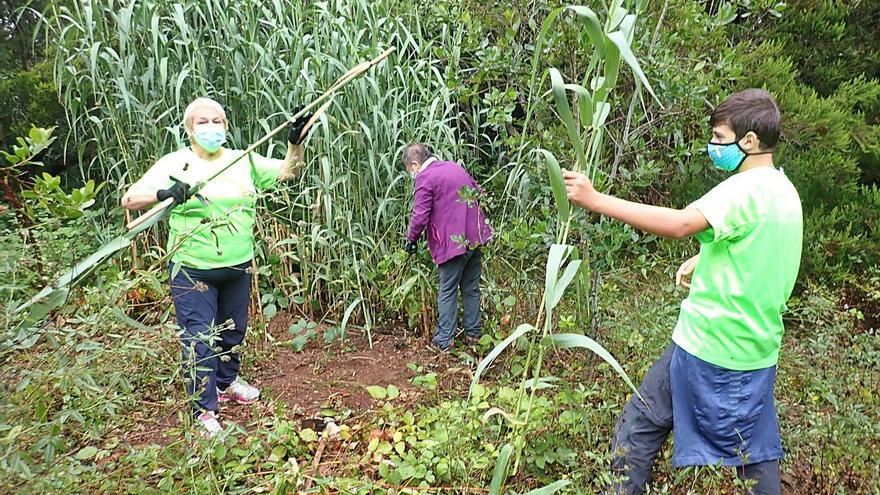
[193,123,227,153]
[706,141,747,172]
[706,137,772,172]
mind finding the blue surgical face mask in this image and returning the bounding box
[193,123,226,153]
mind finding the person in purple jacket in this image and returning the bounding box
[402,143,493,353]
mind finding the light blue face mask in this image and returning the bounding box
[706,140,771,172]
[193,124,226,153]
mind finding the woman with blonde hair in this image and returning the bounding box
[122,97,312,436]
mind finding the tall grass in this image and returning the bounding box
[473,0,658,485]
[46,0,470,329]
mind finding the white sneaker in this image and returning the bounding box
[218,378,260,404]
[197,411,222,438]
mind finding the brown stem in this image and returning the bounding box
[1,176,30,228]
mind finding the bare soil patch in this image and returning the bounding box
[251,313,469,419]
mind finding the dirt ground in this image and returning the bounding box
[252,313,470,420]
[125,312,472,447]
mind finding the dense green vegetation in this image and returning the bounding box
[1,0,878,493]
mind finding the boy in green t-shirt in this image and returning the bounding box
[563,89,802,495]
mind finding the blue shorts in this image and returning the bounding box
[670,344,784,467]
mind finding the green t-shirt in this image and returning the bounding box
[130,147,283,269]
[672,166,803,371]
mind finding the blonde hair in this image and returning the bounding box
[182,97,228,136]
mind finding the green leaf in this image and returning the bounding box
[366,385,387,400]
[606,30,658,101]
[263,303,277,319]
[598,35,621,102]
[338,297,361,338]
[551,260,582,309]
[290,335,308,352]
[521,376,561,391]
[386,384,400,400]
[620,14,637,42]
[543,333,645,406]
[214,444,227,461]
[549,68,586,170]
[110,307,154,331]
[75,446,98,460]
[608,5,628,30]
[567,6,605,58]
[521,479,572,495]
[470,324,535,398]
[536,149,570,227]
[298,428,318,442]
[483,407,525,426]
[1,150,21,164]
[565,82,593,129]
[488,443,514,495]
[531,7,565,76]
[15,287,69,332]
[544,244,571,318]
[592,101,612,130]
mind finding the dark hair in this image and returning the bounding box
[401,143,432,166]
[709,89,781,149]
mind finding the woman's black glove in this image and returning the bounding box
[157,177,193,205]
[287,106,315,145]
[404,240,418,256]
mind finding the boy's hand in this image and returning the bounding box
[563,169,599,210]
[676,254,700,288]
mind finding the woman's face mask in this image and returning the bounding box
[193,123,226,153]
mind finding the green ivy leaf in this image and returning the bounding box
[386,384,400,400]
[366,385,387,400]
[75,446,98,460]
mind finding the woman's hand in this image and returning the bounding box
[287,107,315,145]
[156,177,193,205]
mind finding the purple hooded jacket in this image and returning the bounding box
[406,159,493,265]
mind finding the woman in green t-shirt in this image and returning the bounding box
[121,97,313,437]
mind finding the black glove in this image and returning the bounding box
[287,106,315,145]
[404,240,418,256]
[157,177,193,205]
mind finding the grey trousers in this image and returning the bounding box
[432,249,482,349]
[610,344,781,495]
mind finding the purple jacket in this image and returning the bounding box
[406,160,493,265]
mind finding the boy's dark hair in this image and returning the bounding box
[709,89,781,149]
[401,143,432,166]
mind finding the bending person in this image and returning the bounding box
[122,97,313,437]
[402,143,493,353]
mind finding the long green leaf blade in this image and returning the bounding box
[544,244,570,318]
[551,259,582,309]
[606,30,657,101]
[544,333,646,406]
[567,6,605,59]
[549,68,586,170]
[522,480,572,495]
[536,149,570,227]
[470,324,535,397]
[489,443,514,495]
